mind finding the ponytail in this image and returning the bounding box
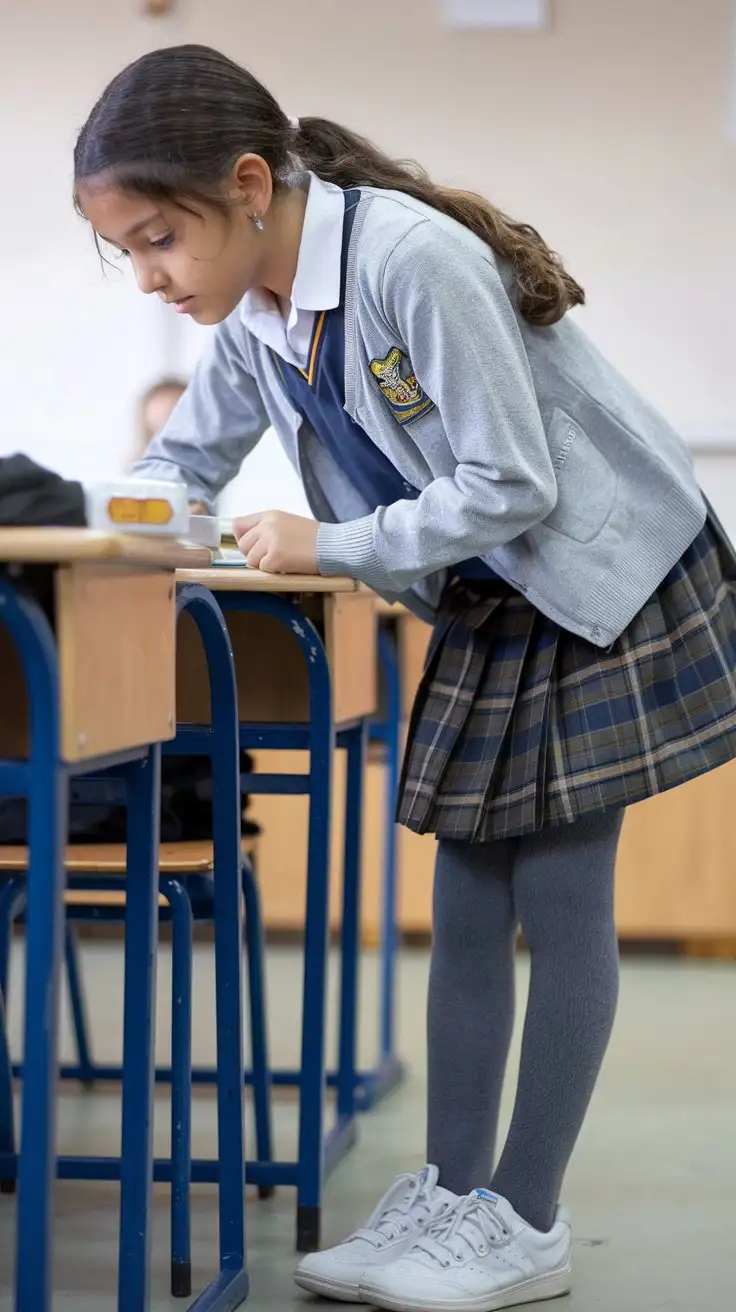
[75,45,583,328]
[294,117,583,327]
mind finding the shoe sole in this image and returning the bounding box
[294,1270,365,1302]
[360,1263,572,1312]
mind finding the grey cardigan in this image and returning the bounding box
[135,184,705,647]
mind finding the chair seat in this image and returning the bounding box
[64,889,169,909]
[0,835,259,875]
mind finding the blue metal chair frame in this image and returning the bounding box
[354,625,405,1110]
[0,577,250,1311]
[3,587,407,1259]
[239,619,405,1116]
[52,589,353,1251]
[0,987,14,1199]
[239,619,406,1116]
[0,853,273,1301]
[62,617,406,1109]
[248,624,405,1113]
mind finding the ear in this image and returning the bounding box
[228,153,274,216]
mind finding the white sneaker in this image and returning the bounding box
[360,1188,572,1312]
[294,1166,459,1303]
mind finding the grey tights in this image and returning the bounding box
[427,810,624,1232]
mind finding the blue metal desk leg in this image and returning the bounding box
[336,721,368,1123]
[0,879,26,1006]
[160,877,193,1299]
[7,582,68,1312]
[64,923,96,1088]
[295,618,333,1254]
[118,745,161,1312]
[17,769,66,1312]
[0,987,15,1195]
[349,630,405,1113]
[209,731,247,1283]
[0,880,24,1195]
[379,630,400,1069]
[226,593,335,1253]
[241,856,274,1194]
[182,583,248,1307]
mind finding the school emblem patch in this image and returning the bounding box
[369,347,434,426]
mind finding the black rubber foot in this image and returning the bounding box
[258,1185,276,1201]
[171,1261,192,1299]
[0,1178,16,1196]
[81,1080,96,1092]
[297,1204,320,1253]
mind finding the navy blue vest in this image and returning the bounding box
[270,189,493,580]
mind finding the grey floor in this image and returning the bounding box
[0,942,734,1310]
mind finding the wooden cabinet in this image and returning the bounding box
[252,748,736,942]
[614,759,736,938]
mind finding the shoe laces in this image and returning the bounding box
[351,1172,442,1249]
[417,1195,510,1266]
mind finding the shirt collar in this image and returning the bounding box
[242,172,344,327]
[289,172,345,313]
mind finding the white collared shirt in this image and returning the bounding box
[240,172,345,369]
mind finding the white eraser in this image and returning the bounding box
[84,479,190,536]
[184,514,221,548]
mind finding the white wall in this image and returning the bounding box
[1,0,734,523]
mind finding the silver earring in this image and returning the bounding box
[253,215,264,231]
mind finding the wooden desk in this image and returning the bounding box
[0,527,212,569]
[176,567,358,591]
[0,530,211,763]
[175,567,377,727]
[0,529,247,1312]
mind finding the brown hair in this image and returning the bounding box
[74,44,584,327]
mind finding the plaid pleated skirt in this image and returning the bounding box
[398,513,736,842]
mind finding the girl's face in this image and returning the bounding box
[78,160,277,326]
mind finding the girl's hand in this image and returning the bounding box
[233,511,319,575]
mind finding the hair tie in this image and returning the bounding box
[288,115,300,133]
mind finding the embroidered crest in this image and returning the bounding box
[369,347,434,426]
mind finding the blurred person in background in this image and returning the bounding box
[133,375,187,465]
[72,43,736,1312]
